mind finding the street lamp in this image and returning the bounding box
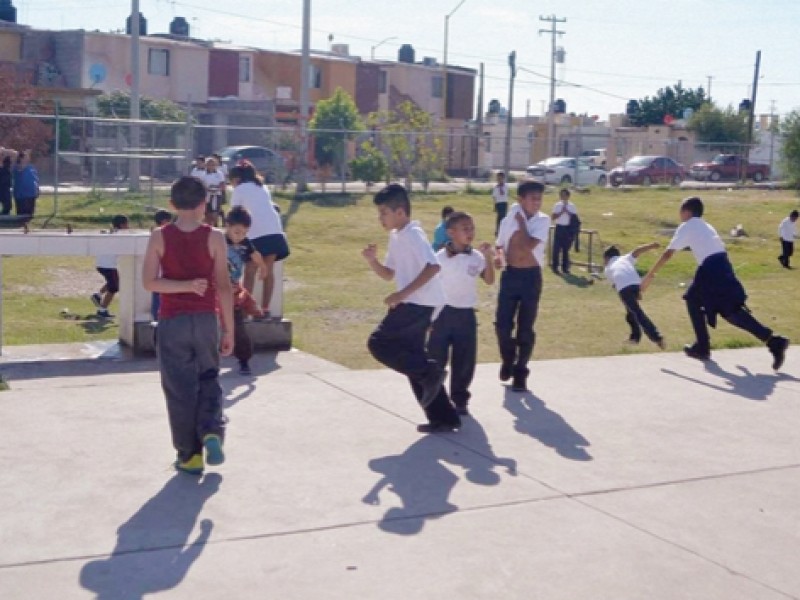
[442,0,468,121]
[371,36,397,60]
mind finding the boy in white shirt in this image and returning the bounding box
[202,157,226,226]
[491,171,509,235]
[603,243,665,348]
[550,188,578,274]
[642,196,789,369]
[189,155,206,178]
[429,211,495,416]
[91,214,129,318]
[362,183,461,433]
[778,209,798,269]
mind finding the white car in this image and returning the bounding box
[580,148,608,168]
[526,157,608,186]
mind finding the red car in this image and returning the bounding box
[609,155,686,187]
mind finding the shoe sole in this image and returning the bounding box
[416,423,460,434]
[203,435,225,466]
[174,462,203,475]
[770,338,789,370]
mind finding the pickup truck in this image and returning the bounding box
[689,154,770,182]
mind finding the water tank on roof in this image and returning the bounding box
[0,0,17,24]
[169,16,189,37]
[553,98,566,114]
[398,44,415,64]
[422,57,437,67]
[126,12,147,36]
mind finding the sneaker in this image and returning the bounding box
[683,343,710,361]
[416,420,460,434]
[625,338,641,345]
[90,293,102,309]
[419,367,447,409]
[767,335,789,371]
[202,434,225,466]
[455,405,470,417]
[174,454,204,475]
[97,309,112,318]
[499,363,513,382]
[511,376,528,392]
[239,361,252,376]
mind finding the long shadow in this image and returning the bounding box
[0,357,158,382]
[362,419,516,536]
[661,362,800,402]
[503,388,593,461]
[79,473,221,600]
[219,353,282,409]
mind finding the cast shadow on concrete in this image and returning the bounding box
[503,388,593,461]
[219,353,281,408]
[0,357,159,382]
[661,362,799,402]
[362,418,516,536]
[79,473,221,600]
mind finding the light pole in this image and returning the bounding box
[442,0,467,121]
[296,0,311,193]
[371,36,397,60]
[129,0,141,192]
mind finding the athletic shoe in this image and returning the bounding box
[239,361,252,376]
[416,420,460,434]
[767,335,789,371]
[656,337,667,350]
[499,363,512,382]
[683,343,710,361]
[455,405,470,416]
[90,293,102,309]
[203,434,225,466]
[174,454,204,475]
[511,376,528,392]
[419,367,447,409]
[97,309,112,318]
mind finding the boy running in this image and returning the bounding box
[91,214,129,319]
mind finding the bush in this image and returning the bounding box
[350,142,388,187]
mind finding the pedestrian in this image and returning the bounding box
[202,156,226,227]
[550,188,578,275]
[603,243,665,348]
[494,180,551,392]
[12,151,39,216]
[141,176,234,475]
[778,209,798,269]
[189,155,206,178]
[0,152,14,215]
[432,205,454,251]
[91,214,129,319]
[428,211,495,416]
[362,183,461,434]
[491,171,509,235]
[642,196,789,369]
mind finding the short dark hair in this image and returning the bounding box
[445,211,472,230]
[195,154,205,162]
[225,205,252,228]
[603,245,621,261]
[229,162,263,185]
[790,210,799,219]
[681,196,704,218]
[559,188,571,198]
[111,214,128,230]
[517,180,545,197]
[171,176,207,210]
[154,209,172,226]
[373,183,411,216]
[441,205,455,219]
[496,171,505,177]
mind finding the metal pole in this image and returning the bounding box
[51,104,60,226]
[442,0,467,125]
[296,0,311,193]
[745,50,761,171]
[475,62,484,178]
[503,51,516,176]
[130,0,141,192]
[539,15,566,157]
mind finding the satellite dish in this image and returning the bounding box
[683,107,694,121]
[89,63,107,85]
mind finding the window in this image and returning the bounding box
[309,65,322,89]
[431,76,443,98]
[147,48,169,76]
[378,70,387,94]
[239,56,251,83]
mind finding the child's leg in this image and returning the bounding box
[100,269,119,309]
[684,283,711,352]
[368,304,433,377]
[720,305,772,343]
[513,269,543,381]
[191,313,226,441]
[232,307,253,365]
[449,309,477,408]
[495,272,521,370]
[619,287,644,342]
[427,308,452,371]
[260,254,277,310]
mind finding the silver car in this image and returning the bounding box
[216,146,286,183]
[526,157,608,186]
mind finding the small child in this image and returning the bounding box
[428,211,495,416]
[362,183,461,434]
[225,206,268,375]
[778,209,798,269]
[432,206,454,251]
[189,155,206,178]
[603,243,665,348]
[491,171,509,235]
[142,176,234,475]
[91,214,129,319]
[203,156,226,227]
[150,209,173,321]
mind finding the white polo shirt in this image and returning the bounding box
[779,217,797,242]
[604,253,640,291]
[203,170,225,193]
[496,203,551,266]
[190,167,206,179]
[667,217,725,265]
[230,181,284,240]
[435,248,487,309]
[551,200,577,226]
[385,221,446,307]
[491,184,509,205]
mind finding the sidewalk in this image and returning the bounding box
[0,344,798,599]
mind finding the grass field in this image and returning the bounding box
[2,186,799,367]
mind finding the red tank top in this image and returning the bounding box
[158,223,217,319]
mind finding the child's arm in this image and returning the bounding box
[385,263,440,308]
[251,249,268,279]
[210,230,234,356]
[142,230,209,295]
[478,242,495,284]
[631,241,660,259]
[513,212,543,252]
[362,243,394,281]
[640,248,676,293]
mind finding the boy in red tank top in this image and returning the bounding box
[142,176,234,475]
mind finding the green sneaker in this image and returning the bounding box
[174,453,204,475]
[203,434,225,466]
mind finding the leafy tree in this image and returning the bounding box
[780,110,800,187]
[627,82,707,127]
[350,141,388,187]
[687,104,749,148]
[95,90,188,121]
[309,87,363,179]
[0,66,53,157]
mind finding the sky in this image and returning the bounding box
[15,0,800,120]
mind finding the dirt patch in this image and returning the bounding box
[11,266,101,298]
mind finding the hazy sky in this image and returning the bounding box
[17,0,800,119]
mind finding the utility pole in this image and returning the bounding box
[744,50,761,168]
[475,62,484,178]
[503,50,516,177]
[296,0,311,193]
[768,99,776,176]
[442,0,468,123]
[129,0,141,192]
[539,14,566,157]
[706,75,713,103]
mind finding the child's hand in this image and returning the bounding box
[384,291,405,309]
[362,243,377,261]
[514,212,527,230]
[478,242,494,258]
[187,278,208,296]
[220,331,233,356]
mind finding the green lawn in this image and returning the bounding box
[3,187,799,366]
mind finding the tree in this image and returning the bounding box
[0,66,53,157]
[95,90,188,122]
[627,82,707,127]
[687,104,749,148]
[309,87,363,182]
[780,110,800,187]
[350,141,388,187]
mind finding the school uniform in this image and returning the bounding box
[203,170,226,214]
[551,199,577,273]
[95,253,120,294]
[778,216,796,268]
[367,221,460,427]
[491,183,509,235]
[226,235,261,365]
[605,253,662,344]
[428,245,486,409]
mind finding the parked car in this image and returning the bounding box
[689,154,770,182]
[526,157,608,187]
[216,145,285,183]
[609,155,686,187]
[579,148,608,168]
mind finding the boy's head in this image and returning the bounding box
[790,210,799,222]
[445,211,475,247]
[194,155,205,168]
[225,206,252,244]
[603,245,621,264]
[441,205,455,221]
[111,214,129,230]
[559,188,571,201]
[373,183,411,230]
[171,176,207,211]
[205,157,218,171]
[517,180,545,216]
[679,196,704,221]
[496,171,505,184]
[154,209,172,226]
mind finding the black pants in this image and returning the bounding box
[619,285,661,343]
[552,225,572,272]
[157,313,226,462]
[14,196,36,216]
[685,281,772,353]
[495,202,507,235]
[428,306,477,408]
[233,307,253,364]
[780,240,794,267]
[495,266,542,380]
[368,303,458,425]
[0,192,11,215]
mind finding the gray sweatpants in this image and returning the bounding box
[157,313,225,462]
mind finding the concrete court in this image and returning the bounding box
[0,343,798,600]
